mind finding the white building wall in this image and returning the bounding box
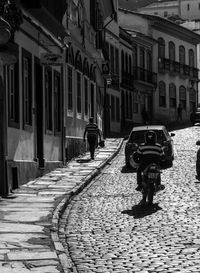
[153,29,197,122]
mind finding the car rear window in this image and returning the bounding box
[128,130,166,144]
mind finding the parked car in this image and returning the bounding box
[124,125,175,168]
[190,107,200,125]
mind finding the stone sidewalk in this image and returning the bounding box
[0,138,123,273]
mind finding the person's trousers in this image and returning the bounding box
[87,135,97,159]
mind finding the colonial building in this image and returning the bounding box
[119,27,157,129]
[119,9,200,124]
[0,0,116,196]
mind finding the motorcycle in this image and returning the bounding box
[130,153,163,205]
[141,163,162,205]
[196,140,200,179]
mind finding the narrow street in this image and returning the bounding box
[61,126,200,273]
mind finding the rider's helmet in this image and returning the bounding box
[145,130,157,144]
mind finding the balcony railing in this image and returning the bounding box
[158,57,198,79]
[133,67,157,86]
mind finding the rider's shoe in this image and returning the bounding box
[135,185,142,191]
[155,184,165,192]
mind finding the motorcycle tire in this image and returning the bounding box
[147,183,154,205]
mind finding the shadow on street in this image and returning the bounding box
[121,166,136,173]
[122,203,162,219]
[76,158,91,163]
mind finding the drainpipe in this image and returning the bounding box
[0,17,11,196]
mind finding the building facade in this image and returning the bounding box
[0,0,116,196]
[119,9,200,124]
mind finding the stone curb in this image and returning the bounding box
[51,138,124,273]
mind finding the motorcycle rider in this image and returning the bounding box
[133,130,165,192]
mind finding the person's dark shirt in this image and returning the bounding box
[135,142,164,166]
[84,123,100,138]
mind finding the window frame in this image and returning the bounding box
[76,70,82,114]
[179,45,185,64]
[67,65,73,112]
[22,48,32,130]
[179,85,187,110]
[54,70,61,134]
[169,83,177,109]
[189,49,194,67]
[84,76,89,117]
[45,66,53,132]
[7,62,20,128]
[159,81,166,108]
[169,41,175,61]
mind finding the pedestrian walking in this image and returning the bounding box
[177,103,182,121]
[83,117,102,160]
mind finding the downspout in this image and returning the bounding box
[0,17,11,196]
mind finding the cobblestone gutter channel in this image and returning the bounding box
[51,139,124,273]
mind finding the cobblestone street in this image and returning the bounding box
[61,126,200,273]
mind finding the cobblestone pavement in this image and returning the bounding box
[61,126,200,273]
[0,139,122,273]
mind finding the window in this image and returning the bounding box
[129,93,132,119]
[121,51,124,75]
[126,92,128,118]
[111,95,115,121]
[115,48,119,75]
[129,55,132,74]
[179,45,185,64]
[179,86,186,109]
[139,47,145,68]
[90,83,95,117]
[133,45,137,67]
[77,71,81,113]
[147,50,152,71]
[54,71,61,133]
[110,45,114,73]
[68,66,73,110]
[169,41,175,61]
[159,81,166,107]
[125,53,128,73]
[158,38,165,58]
[164,11,168,17]
[199,3,200,9]
[187,4,190,10]
[116,97,120,122]
[7,62,19,127]
[169,83,176,108]
[45,68,52,131]
[189,88,196,111]
[189,49,194,67]
[22,49,32,127]
[133,92,138,113]
[84,77,89,116]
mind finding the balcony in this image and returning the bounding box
[158,57,199,80]
[133,67,157,86]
